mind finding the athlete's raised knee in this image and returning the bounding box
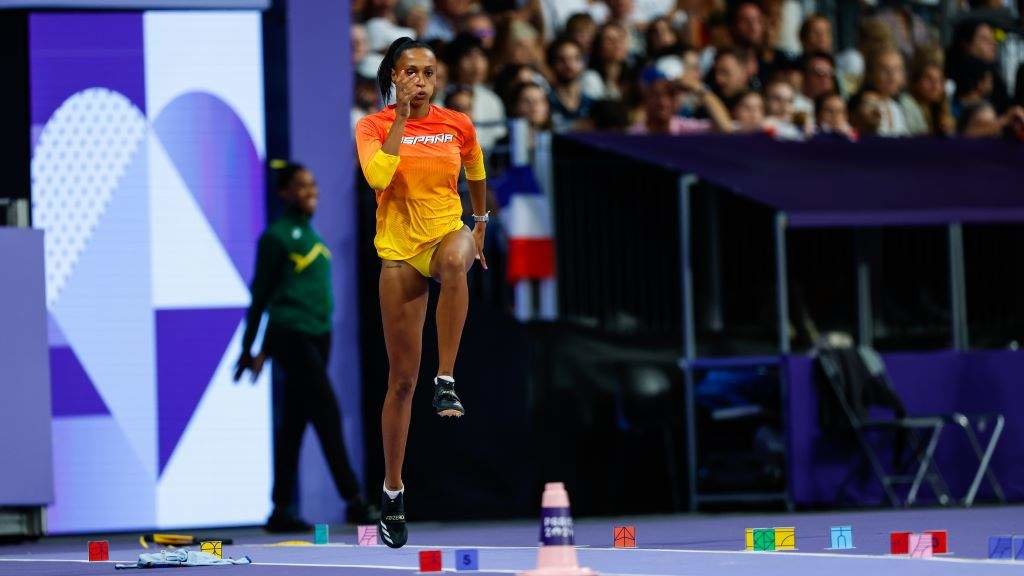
[437,250,469,282]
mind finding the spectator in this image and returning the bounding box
[423,0,472,42]
[432,59,450,104]
[538,0,592,42]
[792,51,836,115]
[763,0,804,56]
[490,81,554,176]
[510,81,553,134]
[352,56,383,134]
[604,0,652,57]
[730,1,765,52]
[629,66,732,134]
[491,19,550,81]
[815,92,855,138]
[445,33,508,150]
[581,23,637,101]
[849,89,885,137]
[730,1,792,85]
[396,0,432,39]
[547,38,594,131]
[765,78,810,136]
[678,45,703,87]
[698,11,735,74]
[948,21,1010,112]
[863,47,921,136]
[907,57,954,136]
[563,12,599,56]
[364,0,417,53]
[731,90,767,132]
[957,102,1024,138]
[444,84,475,114]
[798,14,832,55]
[494,63,547,109]
[952,60,994,118]
[872,6,938,62]
[645,15,683,58]
[461,11,497,50]
[352,23,370,65]
[710,48,753,109]
[836,18,893,95]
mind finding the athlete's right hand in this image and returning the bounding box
[394,71,419,119]
[233,351,266,384]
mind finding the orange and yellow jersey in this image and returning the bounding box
[355,104,487,261]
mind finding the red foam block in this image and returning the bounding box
[927,530,948,554]
[890,531,910,555]
[88,540,109,562]
[419,550,442,573]
[614,526,636,548]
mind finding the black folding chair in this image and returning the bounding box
[813,336,1005,507]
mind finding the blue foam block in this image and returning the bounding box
[314,523,329,545]
[455,549,479,571]
[989,536,1012,559]
[829,526,854,550]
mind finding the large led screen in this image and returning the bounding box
[30,11,270,532]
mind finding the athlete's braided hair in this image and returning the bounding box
[377,37,434,104]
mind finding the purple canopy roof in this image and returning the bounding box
[564,133,1024,228]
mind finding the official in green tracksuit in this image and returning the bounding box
[234,163,377,532]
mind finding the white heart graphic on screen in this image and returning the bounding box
[32,88,148,308]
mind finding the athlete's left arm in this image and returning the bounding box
[460,117,488,269]
[460,116,488,214]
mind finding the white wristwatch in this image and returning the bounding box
[472,211,490,223]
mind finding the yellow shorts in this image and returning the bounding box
[396,241,441,278]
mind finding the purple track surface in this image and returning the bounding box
[3,506,1024,575]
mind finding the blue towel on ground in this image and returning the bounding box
[114,548,252,569]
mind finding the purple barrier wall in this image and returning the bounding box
[787,350,1024,506]
[286,0,364,522]
[0,228,53,505]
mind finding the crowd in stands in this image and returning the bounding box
[351,0,1024,148]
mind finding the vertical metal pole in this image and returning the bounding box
[775,212,793,509]
[707,190,724,331]
[948,223,968,350]
[775,213,791,354]
[855,231,874,347]
[679,174,698,511]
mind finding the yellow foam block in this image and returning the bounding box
[775,527,796,550]
[200,541,223,558]
[745,528,754,551]
[269,540,314,547]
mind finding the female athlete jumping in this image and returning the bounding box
[355,37,489,549]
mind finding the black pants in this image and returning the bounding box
[267,326,361,513]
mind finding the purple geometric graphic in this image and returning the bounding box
[151,92,265,283]
[156,307,245,475]
[29,13,146,128]
[50,346,108,417]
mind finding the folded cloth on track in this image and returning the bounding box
[114,548,251,569]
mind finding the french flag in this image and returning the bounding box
[494,164,555,282]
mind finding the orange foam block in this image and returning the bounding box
[614,526,636,548]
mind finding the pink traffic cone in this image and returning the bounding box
[521,482,597,576]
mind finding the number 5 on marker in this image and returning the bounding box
[455,549,479,571]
